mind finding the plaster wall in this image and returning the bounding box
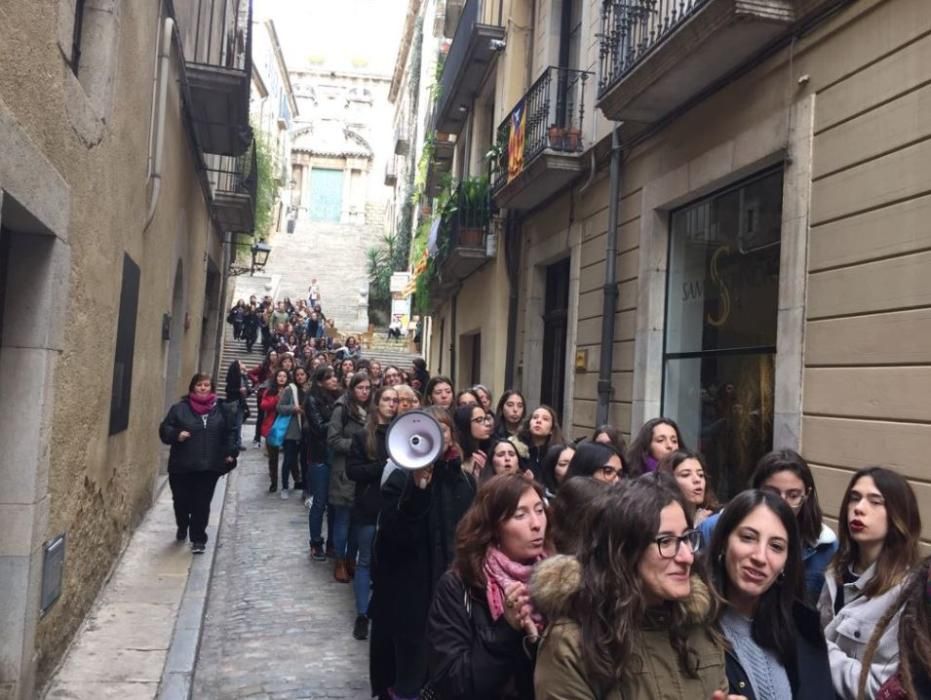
[0,1,223,693]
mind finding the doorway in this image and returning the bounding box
[540,258,570,420]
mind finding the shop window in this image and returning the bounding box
[662,169,783,497]
[109,254,140,434]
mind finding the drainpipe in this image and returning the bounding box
[144,16,175,231]
[503,212,520,389]
[596,124,622,426]
[450,291,458,384]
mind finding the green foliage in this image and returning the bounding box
[253,128,276,238]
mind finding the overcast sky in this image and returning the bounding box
[256,0,408,75]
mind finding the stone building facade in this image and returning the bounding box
[261,67,395,331]
[404,0,931,535]
[0,1,253,696]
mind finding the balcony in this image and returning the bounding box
[427,179,492,305]
[394,125,410,156]
[434,0,505,134]
[206,138,257,233]
[184,0,253,155]
[491,66,592,211]
[425,135,456,197]
[597,0,794,123]
[384,159,398,187]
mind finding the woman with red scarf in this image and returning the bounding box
[425,474,548,700]
[159,373,238,554]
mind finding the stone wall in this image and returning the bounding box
[0,2,226,695]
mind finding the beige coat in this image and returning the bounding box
[531,555,727,700]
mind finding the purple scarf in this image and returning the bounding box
[483,546,546,628]
[643,454,659,473]
[188,392,217,415]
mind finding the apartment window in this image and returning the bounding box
[662,169,783,497]
[109,254,141,435]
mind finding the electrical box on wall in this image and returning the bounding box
[41,534,66,616]
[575,349,588,372]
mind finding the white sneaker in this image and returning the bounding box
[280,489,289,500]
[303,497,312,509]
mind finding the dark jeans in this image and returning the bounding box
[169,471,221,544]
[253,407,264,442]
[308,462,335,547]
[281,439,301,490]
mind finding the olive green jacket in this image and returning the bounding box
[531,555,727,700]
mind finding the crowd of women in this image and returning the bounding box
[161,354,931,700]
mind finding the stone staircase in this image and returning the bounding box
[218,329,265,425]
[218,327,422,425]
[360,331,422,372]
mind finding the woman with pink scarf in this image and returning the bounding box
[425,474,548,700]
[159,373,238,554]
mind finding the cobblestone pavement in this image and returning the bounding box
[193,441,370,699]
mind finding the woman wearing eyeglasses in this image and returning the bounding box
[707,490,833,699]
[454,404,494,479]
[533,474,733,700]
[699,450,837,605]
[565,440,623,483]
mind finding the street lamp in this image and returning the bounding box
[227,238,272,276]
[250,240,271,274]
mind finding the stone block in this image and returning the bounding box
[0,347,56,505]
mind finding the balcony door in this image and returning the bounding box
[540,258,570,421]
[555,0,582,128]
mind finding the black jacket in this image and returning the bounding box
[369,455,476,697]
[159,399,238,474]
[225,361,244,402]
[346,426,387,525]
[303,390,337,463]
[427,570,534,700]
[725,602,834,700]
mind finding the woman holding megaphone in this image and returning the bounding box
[368,407,477,700]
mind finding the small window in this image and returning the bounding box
[663,169,783,497]
[109,254,141,434]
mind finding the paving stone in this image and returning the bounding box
[192,442,370,699]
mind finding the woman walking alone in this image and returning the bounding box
[159,373,238,554]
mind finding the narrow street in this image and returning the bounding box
[192,438,369,699]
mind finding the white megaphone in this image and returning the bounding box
[385,409,444,470]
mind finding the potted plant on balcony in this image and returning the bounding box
[548,123,564,150]
[565,126,582,151]
[457,176,490,248]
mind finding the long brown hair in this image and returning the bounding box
[364,386,397,459]
[571,474,719,691]
[517,404,565,449]
[453,475,546,591]
[857,556,931,700]
[831,466,921,599]
[657,449,720,512]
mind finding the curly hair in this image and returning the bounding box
[857,556,931,700]
[571,474,719,691]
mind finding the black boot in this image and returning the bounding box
[352,615,369,640]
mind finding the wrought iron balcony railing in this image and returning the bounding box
[598,0,706,96]
[434,0,505,134]
[206,136,258,233]
[492,66,591,194]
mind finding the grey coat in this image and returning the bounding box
[276,383,303,442]
[818,562,905,699]
[327,395,366,507]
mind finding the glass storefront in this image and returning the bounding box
[663,169,783,498]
